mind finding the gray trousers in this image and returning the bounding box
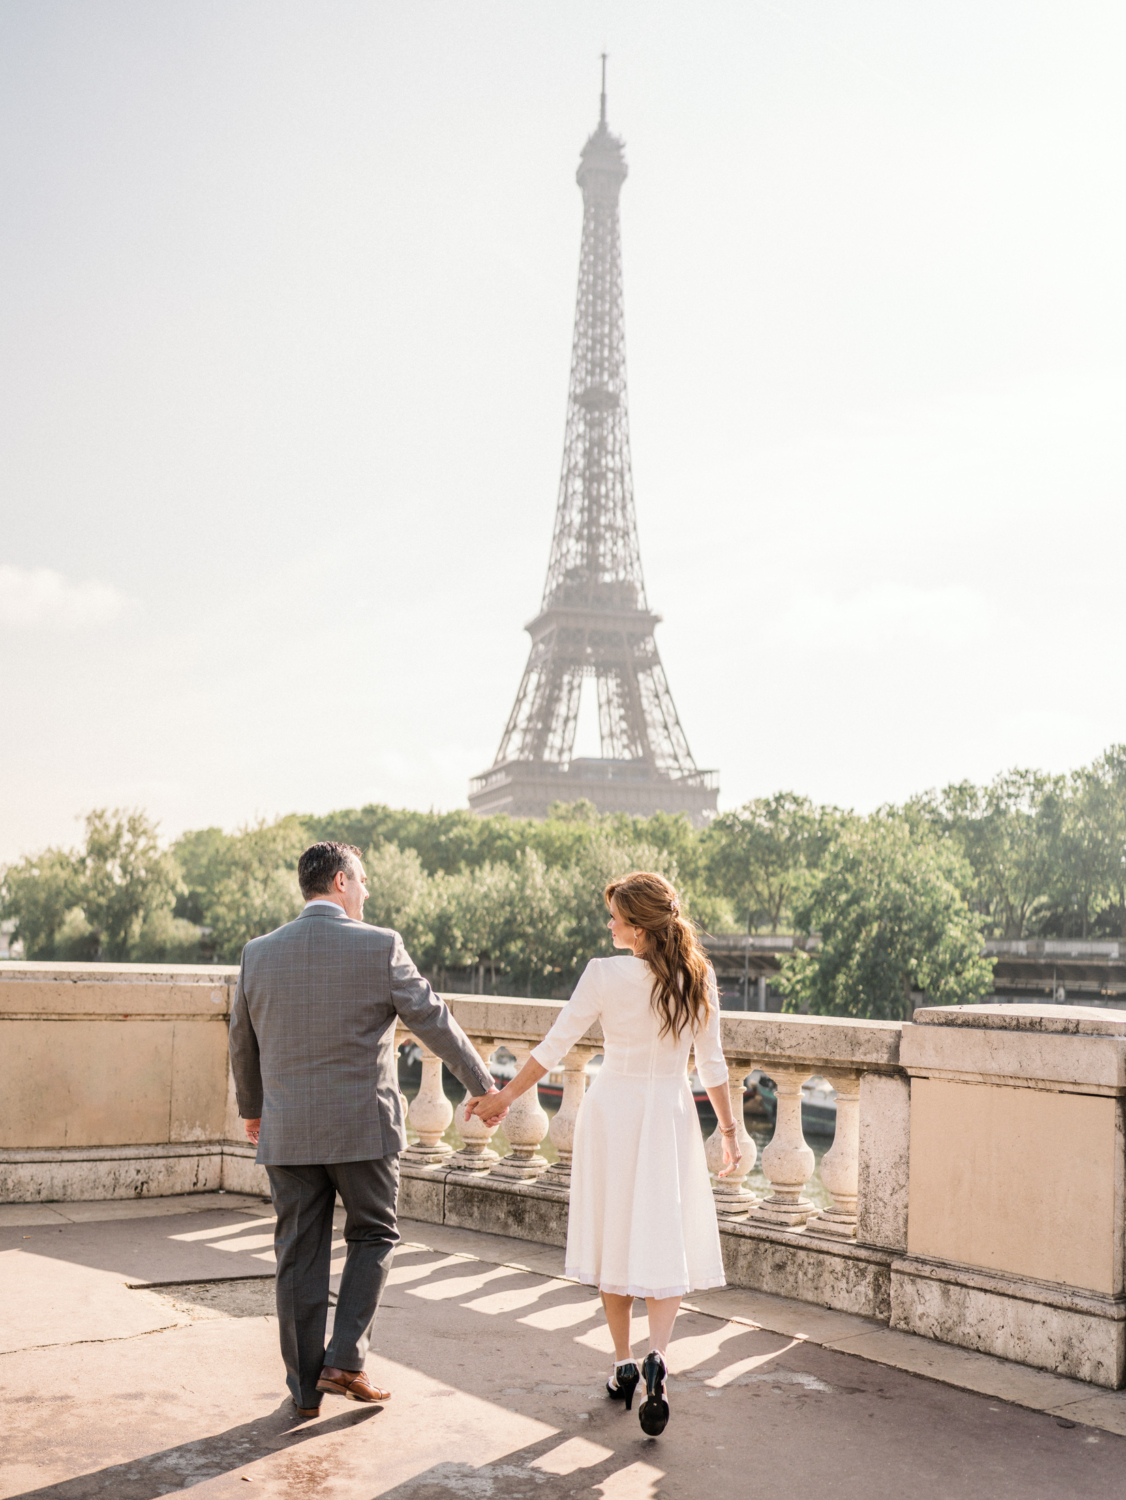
[266,1155,400,1409]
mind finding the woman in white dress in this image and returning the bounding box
[467,871,742,1437]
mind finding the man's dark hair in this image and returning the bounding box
[297,842,363,899]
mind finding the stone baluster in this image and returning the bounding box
[750,1066,817,1227]
[449,1038,502,1174]
[545,1046,595,1185]
[403,1042,454,1166]
[703,1059,757,1217]
[489,1042,550,1181]
[806,1070,860,1239]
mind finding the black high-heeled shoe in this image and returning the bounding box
[638,1351,669,1436]
[606,1359,640,1411]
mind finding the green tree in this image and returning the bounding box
[702,793,839,932]
[431,853,575,995]
[1036,768,1112,939]
[73,810,182,960]
[362,842,436,959]
[307,799,719,913]
[130,907,206,962]
[3,813,189,961]
[171,827,232,926]
[307,804,531,877]
[190,816,307,961]
[912,770,1065,938]
[0,847,81,959]
[1078,746,1126,938]
[778,816,991,1020]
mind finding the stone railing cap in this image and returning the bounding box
[914,1002,1126,1036]
[0,961,241,981]
[440,996,902,1067]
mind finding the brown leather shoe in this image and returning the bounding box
[294,1403,321,1418]
[316,1366,391,1402]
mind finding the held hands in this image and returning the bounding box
[244,1117,261,1145]
[465,1085,511,1126]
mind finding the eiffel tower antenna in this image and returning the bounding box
[469,69,719,825]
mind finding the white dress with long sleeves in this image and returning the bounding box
[530,954,728,1300]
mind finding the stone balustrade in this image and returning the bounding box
[3,963,1126,1390]
[409,999,901,1249]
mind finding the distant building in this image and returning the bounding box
[703,934,1126,1012]
[469,67,717,826]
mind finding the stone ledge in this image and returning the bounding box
[719,1217,892,1319]
[893,1252,1126,1319]
[891,1255,1126,1388]
[0,1144,225,1164]
[0,962,241,981]
[0,1142,269,1203]
[901,1022,1126,1093]
[399,1162,571,1248]
[399,1162,892,1318]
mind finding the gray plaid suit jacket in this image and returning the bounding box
[229,904,493,1165]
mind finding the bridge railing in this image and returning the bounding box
[4,964,1125,1388]
[404,999,902,1243]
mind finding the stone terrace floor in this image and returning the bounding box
[3,1194,1126,1499]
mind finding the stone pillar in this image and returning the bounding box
[489,1042,550,1181]
[403,1043,454,1166]
[806,1069,860,1239]
[450,1038,501,1174]
[750,1066,816,1227]
[856,1071,910,1251]
[703,1061,757,1217]
[545,1046,595,1185]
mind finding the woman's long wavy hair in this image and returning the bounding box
[604,871,712,1040]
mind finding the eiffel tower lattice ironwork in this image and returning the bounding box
[469,66,718,824]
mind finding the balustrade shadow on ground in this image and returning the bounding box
[2,964,1125,1389]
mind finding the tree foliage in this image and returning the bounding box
[0,810,185,960]
[702,793,843,932]
[187,817,307,963]
[5,745,1126,1011]
[778,816,992,1019]
[904,753,1126,940]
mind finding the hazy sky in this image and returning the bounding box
[2,1,1124,862]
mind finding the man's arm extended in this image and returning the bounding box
[388,934,494,1096]
[229,961,263,1142]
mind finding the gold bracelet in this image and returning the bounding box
[720,1123,737,1136]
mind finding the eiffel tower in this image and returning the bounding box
[469,64,718,826]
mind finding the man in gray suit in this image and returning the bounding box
[229,840,501,1416]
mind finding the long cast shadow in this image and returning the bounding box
[359,1432,655,1500]
[10,1401,379,1499]
[0,1210,278,1285]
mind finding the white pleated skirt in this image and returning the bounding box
[564,1065,727,1299]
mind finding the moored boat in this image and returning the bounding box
[753,1073,838,1137]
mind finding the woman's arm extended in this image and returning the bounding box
[703,1079,743,1177]
[467,960,602,1124]
[466,1055,547,1123]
